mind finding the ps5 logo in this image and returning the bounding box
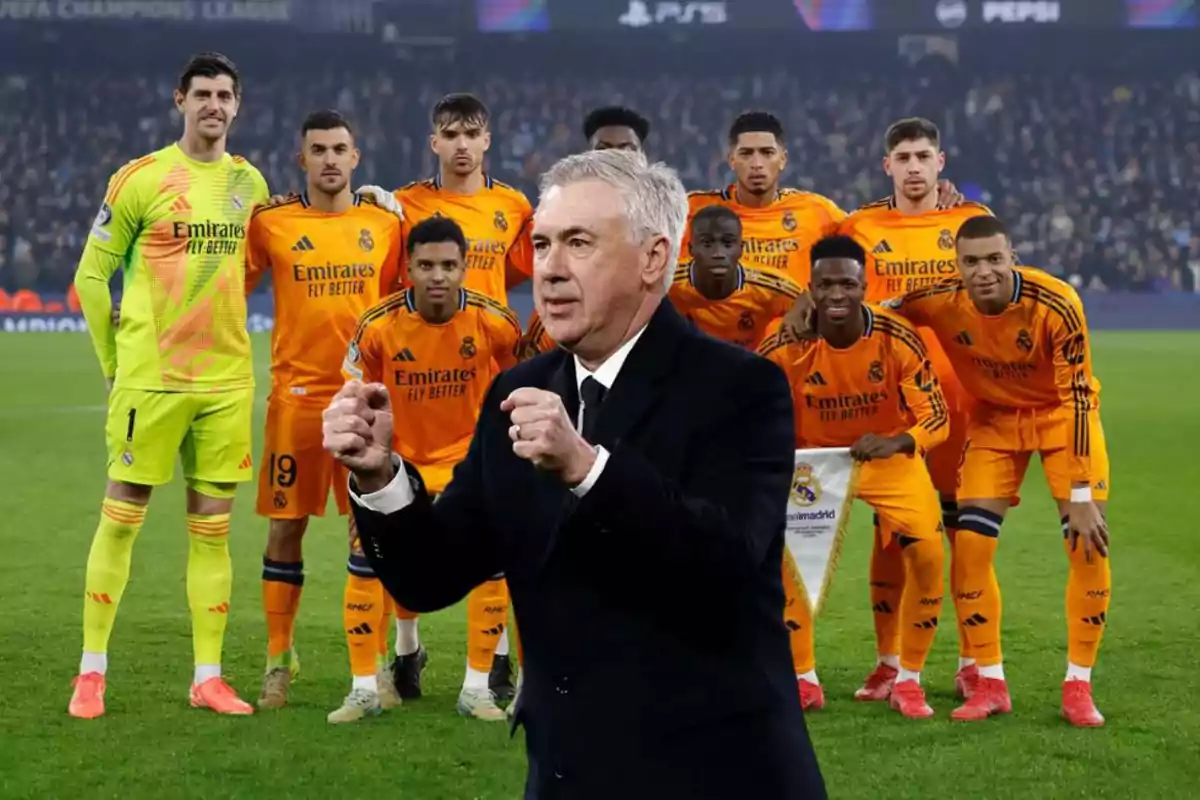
[618,1,728,27]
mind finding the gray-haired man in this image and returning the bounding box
[322,150,826,799]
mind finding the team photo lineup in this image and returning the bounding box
[9,12,1194,789]
[67,48,1109,727]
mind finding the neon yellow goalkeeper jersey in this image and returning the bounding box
[84,143,269,391]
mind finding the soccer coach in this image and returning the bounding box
[322,150,826,799]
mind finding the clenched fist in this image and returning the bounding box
[500,387,596,486]
[323,380,395,490]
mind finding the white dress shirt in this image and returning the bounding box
[350,323,649,514]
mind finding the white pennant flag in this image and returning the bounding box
[783,447,860,617]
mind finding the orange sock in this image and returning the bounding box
[262,558,303,669]
[898,536,945,672]
[953,508,1004,666]
[782,559,815,675]
[1063,517,1111,667]
[377,591,394,661]
[869,514,904,658]
[466,578,509,674]
[344,565,384,678]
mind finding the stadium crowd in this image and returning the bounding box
[1,43,1198,296]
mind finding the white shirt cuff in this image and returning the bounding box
[570,446,609,497]
[349,454,415,514]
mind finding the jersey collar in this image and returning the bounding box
[298,191,361,209]
[403,287,468,313]
[432,173,494,190]
[1009,269,1023,304]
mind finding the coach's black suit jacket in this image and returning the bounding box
[351,299,826,800]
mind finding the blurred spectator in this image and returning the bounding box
[0,40,1196,294]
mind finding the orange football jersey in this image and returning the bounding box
[669,261,800,350]
[395,175,533,305]
[883,267,1101,481]
[682,186,845,286]
[840,197,994,302]
[343,287,521,489]
[841,197,994,408]
[758,305,949,454]
[246,193,401,405]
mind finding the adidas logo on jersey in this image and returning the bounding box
[170,196,192,214]
[954,330,973,346]
[392,348,416,362]
[805,372,828,386]
[872,240,893,255]
[291,235,315,252]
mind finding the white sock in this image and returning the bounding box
[958,657,976,671]
[194,664,221,684]
[80,651,107,676]
[897,668,921,685]
[496,629,510,657]
[352,674,378,693]
[1066,663,1092,683]
[463,664,490,691]
[797,670,819,685]
[978,663,1005,680]
[878,654,900,669]
[394,618,419,657]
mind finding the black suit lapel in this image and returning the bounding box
[591,298,689,449]
[519,350,581,574]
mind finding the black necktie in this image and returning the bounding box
[580,376,607,443]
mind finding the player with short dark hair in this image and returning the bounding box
[69,50,269,719]
[883,215,1111,727]
[763,236,950,719]
[583,105,650,152]
[683,111,846,288]
[759,234,949,719]
[245,109,402,721]
[342,215,522,721]
[668,205,801,350]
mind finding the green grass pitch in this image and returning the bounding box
[0,331,1197,799]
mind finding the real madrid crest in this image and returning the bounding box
[1016,328,1033,353]
[782,210,797,232]
[359,228,375,252]
[937,228,954,251]
[493,211,508,232]
[460,336,477,359]
[867,360,884,383]
[790,462,822,507]
[737,310,755,331]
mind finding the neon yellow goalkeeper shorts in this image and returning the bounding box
[104,387,255,487]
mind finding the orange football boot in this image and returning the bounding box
[1061,681,1105,727]
[855,663,898,701]
[69,672,106,719]
[798,678,825,711]
[190,677,254,715]
[890,679,934,719]
[951,676,1011,721]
